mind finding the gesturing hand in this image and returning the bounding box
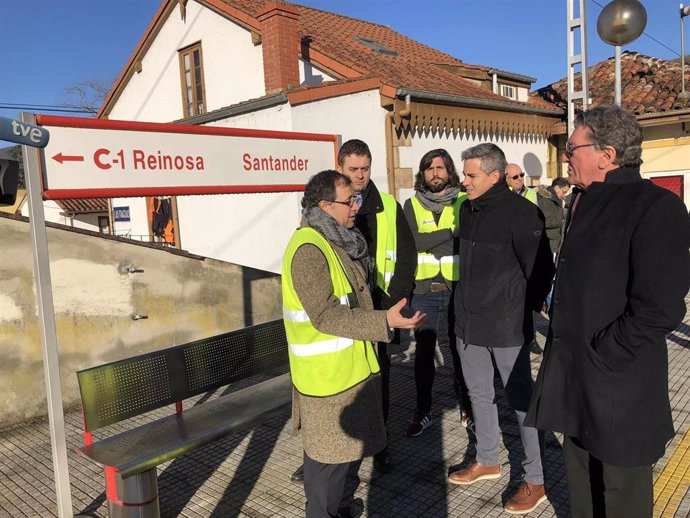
[385,298,426,330]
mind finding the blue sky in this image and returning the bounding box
[1,0,685,138]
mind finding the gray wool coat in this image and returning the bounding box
[289,228,390,464]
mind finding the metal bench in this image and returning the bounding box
[76,319,291,518]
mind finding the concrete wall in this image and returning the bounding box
[0,214,281,428]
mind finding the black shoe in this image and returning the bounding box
[290,464,304,484]
[338,498,364,518]
[373,450,391,474]
[530,340,543,355]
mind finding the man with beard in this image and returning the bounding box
[282,170,424,517]
[402,149,471,436]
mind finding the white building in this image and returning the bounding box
[99,0,562,272]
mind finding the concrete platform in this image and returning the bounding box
[1,298,689,517]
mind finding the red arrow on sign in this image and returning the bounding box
[52,153,84,164]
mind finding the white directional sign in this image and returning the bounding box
[37,115,338,199]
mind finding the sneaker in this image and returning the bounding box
[448,460,501,485]
[405,411,432,437]
[460,409,475,433]
[504,481,547,514]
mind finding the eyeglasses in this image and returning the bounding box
[510,173,525,180]
[330,197,357,207]
[564,142,596,157]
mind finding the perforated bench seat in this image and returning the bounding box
[79,372,292,478]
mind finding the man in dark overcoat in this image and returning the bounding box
[526,105,690,518]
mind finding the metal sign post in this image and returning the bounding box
[15,113,338,517]
[17,113,74,518]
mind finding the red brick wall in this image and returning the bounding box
[257,2,300,94]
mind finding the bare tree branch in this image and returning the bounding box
[62,76,115,115]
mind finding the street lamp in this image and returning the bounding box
[597,0,647,106]
[681,4,690,94]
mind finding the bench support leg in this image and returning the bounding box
[105,466,160,518]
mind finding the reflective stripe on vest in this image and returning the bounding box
[410,193,467,281]
[510,186,538,205]
[282,227,380,397]
[375,193,398,294]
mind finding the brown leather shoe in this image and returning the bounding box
[448,460,500,485]
[504,481,547,514]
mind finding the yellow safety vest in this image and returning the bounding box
[410,193,467,281]
[281,227,380,397]
[510,186,538,205]
[375,193,398,294]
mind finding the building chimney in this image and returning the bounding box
[257,2,300,94]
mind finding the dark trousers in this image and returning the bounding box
[377,341,391,423]
[411,289,469,414]
[411,289,450,413]
[303,451,350,518]
[562,436,653,518]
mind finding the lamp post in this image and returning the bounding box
[682,4,690,94]
[596,0,647,106]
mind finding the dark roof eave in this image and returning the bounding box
[635,107,690,123]
[488,68,537,84]
[175,92,289,125]
[396,88,563,117]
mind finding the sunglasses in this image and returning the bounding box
[510,173,525,180]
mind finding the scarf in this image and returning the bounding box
[415,185,463,213]
[302,206,375,287]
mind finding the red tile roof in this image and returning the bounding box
[237,0,558,111]
[55,198,109,215]
[533,51,690,115]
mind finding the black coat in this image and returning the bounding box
[537,186,565,254]
[355,181,416,310]
[453,181,554,348]
[526,167,690,467]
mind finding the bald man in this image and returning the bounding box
[506,163,537,204]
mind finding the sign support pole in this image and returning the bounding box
[21,112,74,518]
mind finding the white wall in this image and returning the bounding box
[291,90,388,188]
[173,91,386,273]
[21,200,103,232]
[300,58,336,85]
[108,1,265,122]
[111,197,150,241]
[397,130,549,203]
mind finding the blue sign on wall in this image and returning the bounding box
[113,206,130,222]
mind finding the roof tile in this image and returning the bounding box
[534,51,690,115]
[217,0,559,111]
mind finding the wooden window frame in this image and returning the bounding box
[178,42,207,118]
[499,84,516,100]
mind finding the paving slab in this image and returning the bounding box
[1,297,689,517]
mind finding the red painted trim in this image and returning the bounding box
[80,404,93,447]
[36,115,339,143]
[43,184,308,200]
[175,401,182,414]
[105,466,119,503]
